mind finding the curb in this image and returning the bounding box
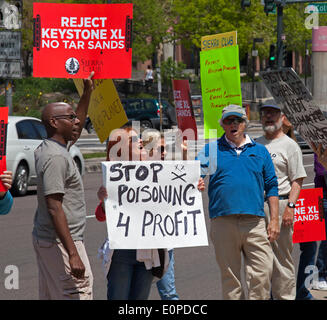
[84,157,105,173]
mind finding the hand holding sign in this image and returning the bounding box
[97,185,108,202]
[33,3,133,79]
[102,160,208,249]
[0,171,12,198]
[83,70,95,94]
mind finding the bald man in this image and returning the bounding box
[32,73,94,300]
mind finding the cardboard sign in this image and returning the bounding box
[293,188,326,243]
[74,78,128,143]
[0,107,8,192]
[102,161,208,249]
[172,79,198,140]
[200,45,242,139]
[260,68,327,150]
[201,31,237,51]
[33,3,133,79]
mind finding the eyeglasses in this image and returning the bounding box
[52,114,78,122]
[261,109,281,117]
[223,117,245,125]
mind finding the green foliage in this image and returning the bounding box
[6,77,77,116]
[159,57,187,99]
[160,57,187,86]
[172,0,275,60]
[172,0,324,63]
[283,4,327,54]
[83,152,106,159]
[127,92,156,99]
[111,0,174,62]
[20,0,323,83]
[25,109,42,119]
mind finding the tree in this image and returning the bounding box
[21,0,63,76]
[172,0,326,70]
[160,57,186,98]
[111,0,174,63]
[283,3,327,54]
[172,0,276,60]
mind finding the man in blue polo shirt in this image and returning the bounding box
[197,104,279,300]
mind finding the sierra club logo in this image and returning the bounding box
[65,57,80,75]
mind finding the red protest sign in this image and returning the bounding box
[293,188,326,243]
[172,79,198,140]
[33,3,132,79]
[0,107,8,192]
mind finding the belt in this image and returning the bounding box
[265,194,289,201]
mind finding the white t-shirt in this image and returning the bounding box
[145,69,153,80]
[256,134,307,196]
[225,134,252,155]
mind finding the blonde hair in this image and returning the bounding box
[142,129,161,149]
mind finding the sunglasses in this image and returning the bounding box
[52,114,78,122]
[223,117,245,125]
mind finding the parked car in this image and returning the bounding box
[121,98,177,130]
[6,116,85,196]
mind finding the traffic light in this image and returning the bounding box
[241,0,251,9]
[269,44,276,68]
[283,44,291,67]
[264,0,275,15]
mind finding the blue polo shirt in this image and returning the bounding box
[196,134,278,219]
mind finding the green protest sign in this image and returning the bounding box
[200,45,242,139]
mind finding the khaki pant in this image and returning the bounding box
[33,236,93,300]
[210,215,273,300]
[264,199,295,300]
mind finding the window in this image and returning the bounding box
[130,100,142,110]
[16,120,41,140]
[144,100,156,111]
[31,120,47,139]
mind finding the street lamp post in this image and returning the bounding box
[252,38,264,101]
[276,4,284,69]
[305,39,312,87]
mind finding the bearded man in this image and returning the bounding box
[256,104,307,300]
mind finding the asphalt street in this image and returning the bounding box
[1,151,327,300]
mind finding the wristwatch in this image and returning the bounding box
[287,202,296,208]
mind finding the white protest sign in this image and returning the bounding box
[102,160,208,249]
[260,67,327,149]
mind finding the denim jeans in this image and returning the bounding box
[156,249,179,300]
[296,242,317,300]
[107,250,153,300]
[316,199,327,281]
